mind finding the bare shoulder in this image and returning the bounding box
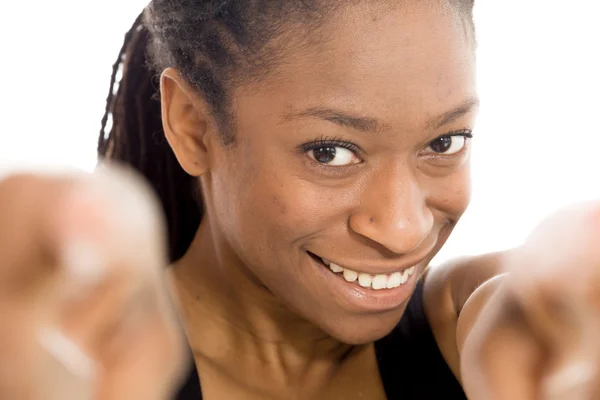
[424,251,508,316]
[421,251,510,381]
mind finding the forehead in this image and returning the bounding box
[235,1,476,132]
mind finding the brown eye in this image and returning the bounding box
[309,146,360,166]
[312,147,337,164]
[426,135,467,155]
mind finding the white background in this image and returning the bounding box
[0,1,598,264]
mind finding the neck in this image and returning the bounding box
[169,216,355,378]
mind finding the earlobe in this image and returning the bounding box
[160,68,214,177]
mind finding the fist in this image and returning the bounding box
[461,202,600,400]
[0,166,187,400]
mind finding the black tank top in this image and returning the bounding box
[175,281,466,399]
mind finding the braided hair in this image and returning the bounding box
[98,0,475,263]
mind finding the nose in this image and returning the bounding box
[349,169,434,255]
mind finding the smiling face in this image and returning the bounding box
[166,1,477,344]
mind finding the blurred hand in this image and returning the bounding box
[462,202,600,399]
[0,166,186,400]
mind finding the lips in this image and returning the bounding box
[306,251,420,313]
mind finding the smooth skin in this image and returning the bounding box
[1,2,599,399]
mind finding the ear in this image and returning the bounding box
[160,68,216,177]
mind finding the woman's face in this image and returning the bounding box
[199,2,477,344]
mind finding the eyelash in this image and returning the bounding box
[298,136,364,156]
[298,130,474,159]
[438,129,474,142]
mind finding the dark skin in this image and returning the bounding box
[164,3,474,398]
[2,1,600,399]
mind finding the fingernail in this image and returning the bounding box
[61,240,107,286]
[56,185,110,289]
[37,328,97,381]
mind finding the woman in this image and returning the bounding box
[1,0,600,399]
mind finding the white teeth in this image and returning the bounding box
[372,274,388,290]
[358,273,373,288]
[387,272,402,289]
[329,263,344,273]
[319,256,417,290]
[399,270,409,284]
[343,269,358,283]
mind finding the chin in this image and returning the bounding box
[319,308,408,345]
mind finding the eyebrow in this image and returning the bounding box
[281,97,480,133]
[281,107,384,133]
[428,97,480,130]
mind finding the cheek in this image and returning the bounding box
[210,145,329,266]
[426,163,472,219]
[234,172,325,246]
